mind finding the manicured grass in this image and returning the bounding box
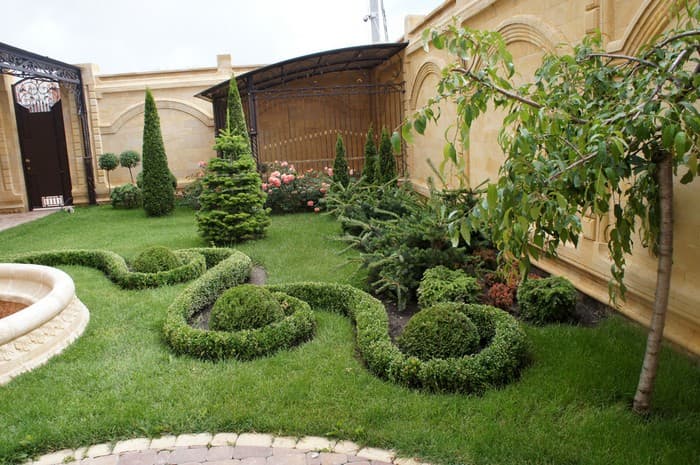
[1,207,699,465]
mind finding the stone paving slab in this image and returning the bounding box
[23,433,429,465]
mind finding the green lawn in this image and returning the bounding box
[1,207,699,465]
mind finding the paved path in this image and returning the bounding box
[0,209,59,233]
[25,433,428,465]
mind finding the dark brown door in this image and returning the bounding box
[14,97,72,210]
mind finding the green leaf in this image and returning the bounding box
[415,115,427,135]
[680,170,694,184]
[390,131,402,154]
[674,131,688,158]
[662,124,677,149]
[460,220,471,246]
[444,143,457,164]
[401,122,414,144]
[487,184,497,211]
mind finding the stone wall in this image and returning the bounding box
[402,0,700,354]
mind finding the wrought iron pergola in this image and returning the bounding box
[0,42,96,204]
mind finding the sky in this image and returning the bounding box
[3,0,439,74]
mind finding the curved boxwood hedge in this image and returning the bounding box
[266,283,530,394]
[8,247,234,289]
[162,252,316,360]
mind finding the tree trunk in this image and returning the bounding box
[632,152,673,414]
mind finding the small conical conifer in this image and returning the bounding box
[141,89,175,216]
[362,126,378,184]
[333,134,350,187]
[377,127,397,184]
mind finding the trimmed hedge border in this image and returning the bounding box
[162,252,316,361]
[7,247,234,289]
[267,283,530,394]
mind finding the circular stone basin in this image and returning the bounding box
[0,263,89,385]
[0,300,27,319]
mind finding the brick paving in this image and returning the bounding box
[25,433,429,465]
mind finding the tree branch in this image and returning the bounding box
[583,53,658,68]
[652,30,700,51]
[548,151,598,181]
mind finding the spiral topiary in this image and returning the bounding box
[132,246,180,273]
[210,284,285,332]
[397,303,480,361]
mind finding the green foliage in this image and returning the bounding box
[196,155,271,245]
[210,284,285,332]
[132,245,181,273]
[162,252,317,361]
[417,265,482,308]
[397,303,480,360]
[141,89,175,217]
[213,127,250,161]
[119,150,140,183]
[225,76,252,156]
[263,161,329,213]
[517,276,577,325]
[136,170,177,189]
[333,134,350,187]
[110,183,142,209]
[362,126,378,184]
[98,153,119,171]
[402,11,700,300]
[7,247,233,289]
[377,127,397,184]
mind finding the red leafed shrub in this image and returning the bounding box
[487,282,515,310]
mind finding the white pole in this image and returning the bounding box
[369,0,380,43]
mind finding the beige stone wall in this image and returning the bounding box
[403,0,700,354]
[0,74,26,212]
[87,55,257,201]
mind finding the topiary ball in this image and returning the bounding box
[132,246,180,273]
[517,276,577,324]
[210,285,284,332]
[397,303,480,361]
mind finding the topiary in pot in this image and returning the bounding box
[517,275,577,324]
[132,245,180,273]
[110,183,142,209]
[417,265,481,308]
[397,303,480,361]
[98,152,119,195]
[141,89,175,217]
[210,284,284,332]
[119,150,141,184]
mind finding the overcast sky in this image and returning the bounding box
[4,0,438,75]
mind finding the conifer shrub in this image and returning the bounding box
[110,183,142,209]
[417,265,482,308]
[132,246,181,273]
[225,76,251,156]
[210,284,284,332]
[377,127,397,183]
[141,89,175,216]
[196,155,270,245]
[333,134,350,187]
[397,303,480,361]
[517,276,577,324]
[362,126,378,184]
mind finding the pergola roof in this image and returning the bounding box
[0,41,82,85]
[196,42,407,100]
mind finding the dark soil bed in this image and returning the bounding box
[0,300,26,319]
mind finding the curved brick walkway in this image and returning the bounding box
[25,433,428,465]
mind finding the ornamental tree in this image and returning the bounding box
[98,152,118,195]
[225,75,251,156]
[119,150,140,184]
[333,134,350,186]
[363,126,378,184]
[399,5,700,413]
[141,89,175,216]
[377,127,397,183]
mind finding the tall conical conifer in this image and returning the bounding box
[226,76,251,157]
[141,89,174,216]
[377,127,396,184]
[333,134,350,187]
[363,126,378,184]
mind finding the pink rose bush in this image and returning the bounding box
[263,160,330,213]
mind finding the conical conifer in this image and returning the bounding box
[377,127,397,184]
[226,76,251,157]
[333,134,350,187]
[362,126,378,184]
[141,89,175,216]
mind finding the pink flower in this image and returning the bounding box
[269,177,281,188]
[307,200,314,207]
[314,207,320,213]
[271,170,281,178]
[349,169,354,176]
[197,160,207,169]
[261,183,268,191]
[281,161,289,167]
[327,168,334,177]
[289,164,296,172]
[320,187,326,194]
[282,174,295,184]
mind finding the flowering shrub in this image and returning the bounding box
[262,161,330,213]
[178,160,207,209]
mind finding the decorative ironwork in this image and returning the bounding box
[0,42,80,84]
[14,78,61,113]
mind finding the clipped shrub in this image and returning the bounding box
[517,276,577,324]
[417,266,481,308]
[137,170,177,189]
[362,126,378,184]
[110,183,142,209]
[141,88,175,217]
[132,246,181,273]
[398,304,480,361]
[210,285,285,332]
[377,127,396,183]
[119,150,140,183]
[196,155,270,245]
[98,152,119,194]
[333,134,350,187]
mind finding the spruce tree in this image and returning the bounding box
[196,152,270,244]
[333,134,350,187]
[141,89,175,216]
[377,127,396,184]
[226,76,251,156]
[362,126,378,184]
